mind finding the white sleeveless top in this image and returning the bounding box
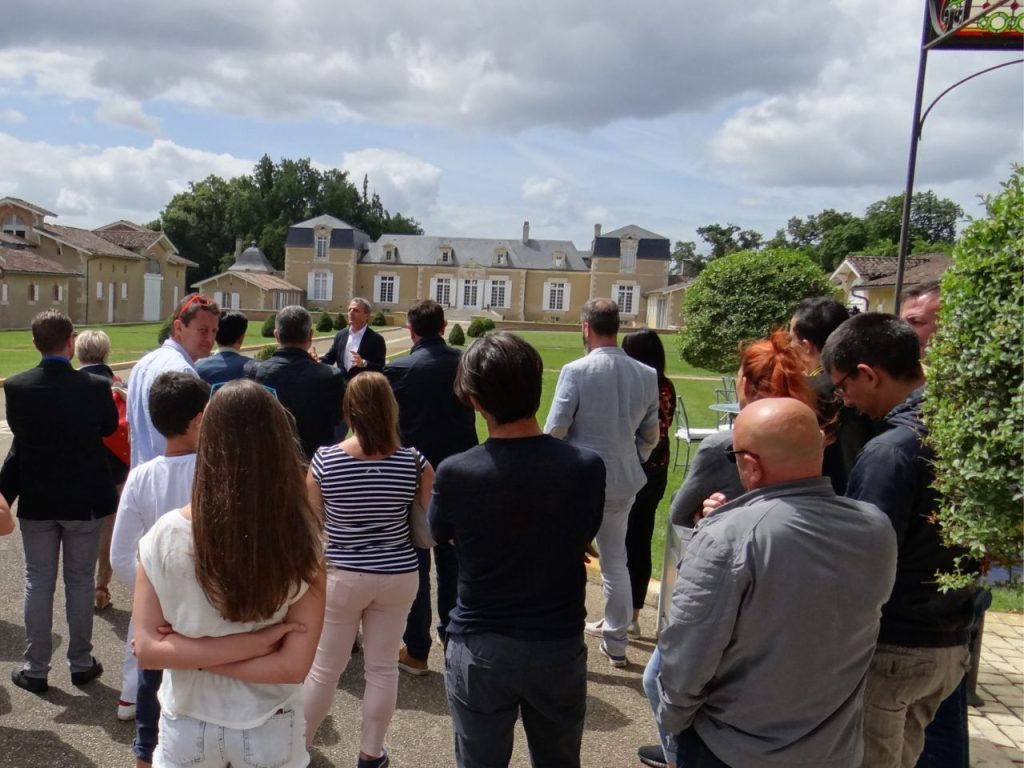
[138,510,309,729]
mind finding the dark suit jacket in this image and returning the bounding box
[384,336,478,468]
[245,347,345,461]
[321,326,386,380]
[196,349,251,386]
[2,359,118,521]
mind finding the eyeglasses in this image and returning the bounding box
[832,372,852,397]
[725,447,760,464]
[209,381,278,400]
[174,294,214,320]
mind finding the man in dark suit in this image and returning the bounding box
[196,310,250,386]
[384,299,478,674]
[245,305,345,461]
[321,297,387,380]
[3,310,117,694]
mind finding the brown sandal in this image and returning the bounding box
[94,586,112,611]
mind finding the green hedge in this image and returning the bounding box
[448,323,466,346]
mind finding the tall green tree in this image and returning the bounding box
[678,248,835,372]
[696,223,741,260]
[155,156,423,280]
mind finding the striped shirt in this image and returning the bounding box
[311,444,423,574]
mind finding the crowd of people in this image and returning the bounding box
[0,280,980,768]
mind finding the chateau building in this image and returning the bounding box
[197,215,676,326]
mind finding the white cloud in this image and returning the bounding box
[95,99,161,135]
[0,134,252,226]
[341,148,441,216]
[0,109,25,124]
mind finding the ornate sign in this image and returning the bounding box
[927,0,1024,49]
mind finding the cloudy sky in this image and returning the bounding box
[1,0,1021,252]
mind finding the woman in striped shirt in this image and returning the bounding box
[303,372,433,768]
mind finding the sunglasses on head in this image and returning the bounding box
[174,294,214,320]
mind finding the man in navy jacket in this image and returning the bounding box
[385,299,478,674]
[3,310,117,693]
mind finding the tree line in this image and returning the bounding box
[149,155,423,281]
[673,190,964,275]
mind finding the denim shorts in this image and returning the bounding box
[154,707,308,768]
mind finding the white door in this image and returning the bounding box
[143,274,163,321]
[656,298,667,328]
[107,283,115,323]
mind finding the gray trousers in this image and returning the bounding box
[20,518,103,677]
[445,632,587,768]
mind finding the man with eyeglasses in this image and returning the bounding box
[656,398,896,768]
[821,313,975,768]
[128,294,220,468]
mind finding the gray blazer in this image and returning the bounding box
[545,346,659,500]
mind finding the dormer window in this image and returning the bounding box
[620,239,638,273]
[554,250,565,268]
[440,246,453,264]
[384,245,396,262]
[495,247,507,266]
[314,233,329,260]
[2,214,26,239]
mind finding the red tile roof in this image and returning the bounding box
[36,224,144,260]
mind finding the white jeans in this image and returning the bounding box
[153,708,308,768]
[595,496,635,656]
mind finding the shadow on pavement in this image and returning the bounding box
[0,726,99,768]
[94,604,131,643]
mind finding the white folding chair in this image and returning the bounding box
[673,396,718,473]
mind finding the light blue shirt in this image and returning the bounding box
[127,339,196,468]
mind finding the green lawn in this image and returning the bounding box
[0,323,164,378]
[469,331,723,583]
[990,582,1023,614]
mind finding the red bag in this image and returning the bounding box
[102,387,131,467]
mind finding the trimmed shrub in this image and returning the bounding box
[466,318,486,338]
[254,343,277,361]
[448,323,466,346]
[316,312,334,333]
[678,248,835,372]
[334,312,345,330]
[157,317,172,345]
[480,318,496,332]
[371,310,387,326]
[923,167,1024,587]
[261,313,277,338]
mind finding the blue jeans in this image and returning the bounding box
[676,728,730,767]
[445,632,586,768]
[642,647,676,765]
[133,668,163,763]
[403,542,458,660]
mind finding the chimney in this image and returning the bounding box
[594,223,602,238]
[522,221,530,244]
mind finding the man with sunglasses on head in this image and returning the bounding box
[656,398,895,768]
[128,293,219,468]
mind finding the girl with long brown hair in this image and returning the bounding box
[303,372,433,768]
[133,379,325,768]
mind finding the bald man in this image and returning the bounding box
[900,283,940,356]
[656,399,897,768]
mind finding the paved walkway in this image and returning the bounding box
[970,611,1024,766]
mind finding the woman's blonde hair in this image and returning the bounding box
[342,372,400,456]
[191,380,322,623]
[75,330,111,365]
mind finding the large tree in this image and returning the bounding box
[156,156,423,280]
[678,248,835,372]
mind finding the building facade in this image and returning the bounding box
[0,197,196,328]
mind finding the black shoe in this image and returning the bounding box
[357,748,389,768]
[10,669,48,694]
[638,744,668,768]
[70,658,103,686]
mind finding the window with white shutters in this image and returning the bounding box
[434,277,452,306]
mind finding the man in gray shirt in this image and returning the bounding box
[657,398,897,768]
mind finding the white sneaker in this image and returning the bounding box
[584,619,606,637]
[117,700,136,721]
[600,642,628,668]
[626,620,641,638]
